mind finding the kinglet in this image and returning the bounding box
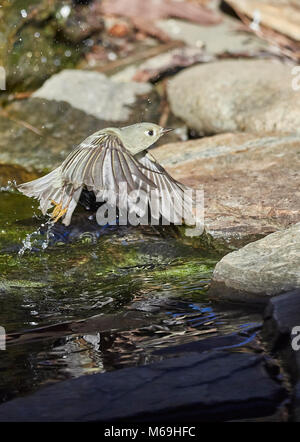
[18,123,194,226]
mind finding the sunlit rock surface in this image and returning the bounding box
[168,59,300,136]
[209,224,300,303]
[33,70,153,121]
[153,132,300,247]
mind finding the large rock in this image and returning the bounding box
[262,291,300,421]
[153,132,300,247]
[209,224,300,303]
[0,71,159,174]
[0,351,286,421]
[167,59,300,136]
[33,70,153,122]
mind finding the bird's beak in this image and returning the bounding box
[162,127,174,134]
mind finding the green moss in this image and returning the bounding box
[150,260,214,281]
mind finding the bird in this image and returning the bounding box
[18,123,195,226]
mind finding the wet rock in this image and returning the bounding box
[0,99,103,173]
[167,59,300,136]
[261,291,300,421]
[154,329,261,356]
[262,291,300,382]
[153,132,300,247]
[262,290,300,353]
[0,0,104,91]
[295,383,300,422]
[0,75,159,173]
[209,225,300,303]
[0,351,286,421]
[33,69,153,121]
[0,164,39,187]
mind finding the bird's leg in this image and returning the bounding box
[50,188,74,223]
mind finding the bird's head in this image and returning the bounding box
[117,123,173,154]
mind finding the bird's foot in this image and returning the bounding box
[50,200,68,222]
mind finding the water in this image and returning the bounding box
[0,190,262,404]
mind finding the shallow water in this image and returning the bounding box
[0,190,262,403]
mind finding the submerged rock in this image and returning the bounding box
[209,224,300,303]
[168,59,300,136]
[153,132,300,247]
[0,350,286,421]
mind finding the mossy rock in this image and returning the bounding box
[0,0,103,92]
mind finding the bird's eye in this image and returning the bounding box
[147,130,154,136]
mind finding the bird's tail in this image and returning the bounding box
[18,167,82,226]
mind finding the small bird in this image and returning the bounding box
[18,123,195,226]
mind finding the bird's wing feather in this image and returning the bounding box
[136,152,195,223]
[61,134,156,192]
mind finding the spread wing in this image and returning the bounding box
[136,152,196,223]
[19,132,196,226]
[61,133,156,193]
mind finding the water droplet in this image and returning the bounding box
[60,5,71,18]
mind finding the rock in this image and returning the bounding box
[227,0,300,42]
[153,132,300,247]
[0,99,103,173]
[167,59,300,136]
[261,291,300,421]
[0,0,104,91]
[0,164,39,188]
[111,46,214,83]
[156,16,269,53]
[262,290,300,353]
[0,73,159,174]
[294,383,300,422]
[154,329,261,357]
[209,225,300,303]
[33,70,153,122]
[0,351,286,421]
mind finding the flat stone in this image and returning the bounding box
[167,59,300,136]
[0,351,286,421]
[33,70,153,122]
[156,16,269,53]
[209,226,300,303]
[153,132,300,247]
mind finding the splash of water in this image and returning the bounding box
[0,180,17,193]
[18,220,55,256]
